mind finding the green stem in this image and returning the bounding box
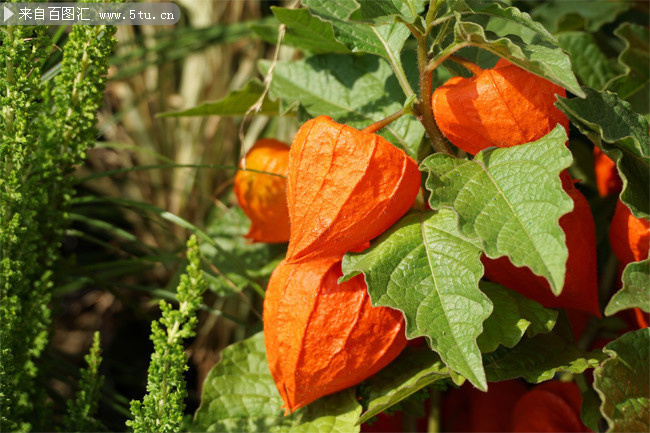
[425,0,446,35]
[428,389,441,433]
[426,42,469,74]
[417,34,452,154]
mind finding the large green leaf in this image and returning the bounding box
[531,0,632,33]
[606,23,650,118]
[422,126,574,295]
[259,54,424,158]
[341,210,491,390]
[558,31,619,90]
[459,1,557,44]
[192,333,362,433]
[605,258,650,316]
[593,328,650,433]
[358,347,449,424]
[478,282,558,353]
[158,79,279,118]
[453,16,585,97]
[556,88,650,219]
[268,7,350,54]
[484,332,605,383]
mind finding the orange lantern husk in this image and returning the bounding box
[593,147,622,197]
[609,198,650,266]
[511,381,590,432]
[432,59,568,155]
[263,257,407,414]
[285,115,420,263]
[234,139,291,243]
[482,176,601,317]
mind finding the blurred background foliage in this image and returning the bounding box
[31,0,648,430]
[50,1,295,429]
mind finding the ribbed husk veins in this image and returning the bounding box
[432,59,568,155]
[264,258,407,413]
[285,116,421,262]
[234,139,290,243]
[263,116,419,413]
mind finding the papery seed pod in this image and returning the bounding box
[609,199,650,265]
[263,257,407,413]
[482,177,600,317]
[234,139,290,243]
[285,116,420,262]
[432,59,568,155]
[511,381,589,432]
[593,147,622,197]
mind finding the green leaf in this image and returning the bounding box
[329,19,411,62]
[422,126,574,295]
[605,259,650,316]
[606,23,649,116]
[270,7,350,54]
[581,388,604,433]
[300,0,359,23]
[556,88,650,219]
[558,31,619,90]
[259,54,424,158]
[453,16,585,97]
[303,0,425,26]
[157,79,279,118]
[478,282,558,353]
[341,210,491,391]
[351,0,426,25]
[531,0,632,33]
[484,332,605,383]
[594,328,650,433]
[463,2,557,44]
[359,347,450,424]
[192,333,362,433]
[201,207,285,296]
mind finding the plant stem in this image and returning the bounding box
[426,42,469,74]
[449,54,483,76]
[417,34,452,155]
[362,109,405,134]
[428,389,441,433]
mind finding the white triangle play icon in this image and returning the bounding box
[4,5,14,22]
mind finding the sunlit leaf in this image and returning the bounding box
[422,126,574,294]
[158,79,279,118]
[342,210,491,390]
[452,16,584,97]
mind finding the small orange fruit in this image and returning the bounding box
[233,139,290,243]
